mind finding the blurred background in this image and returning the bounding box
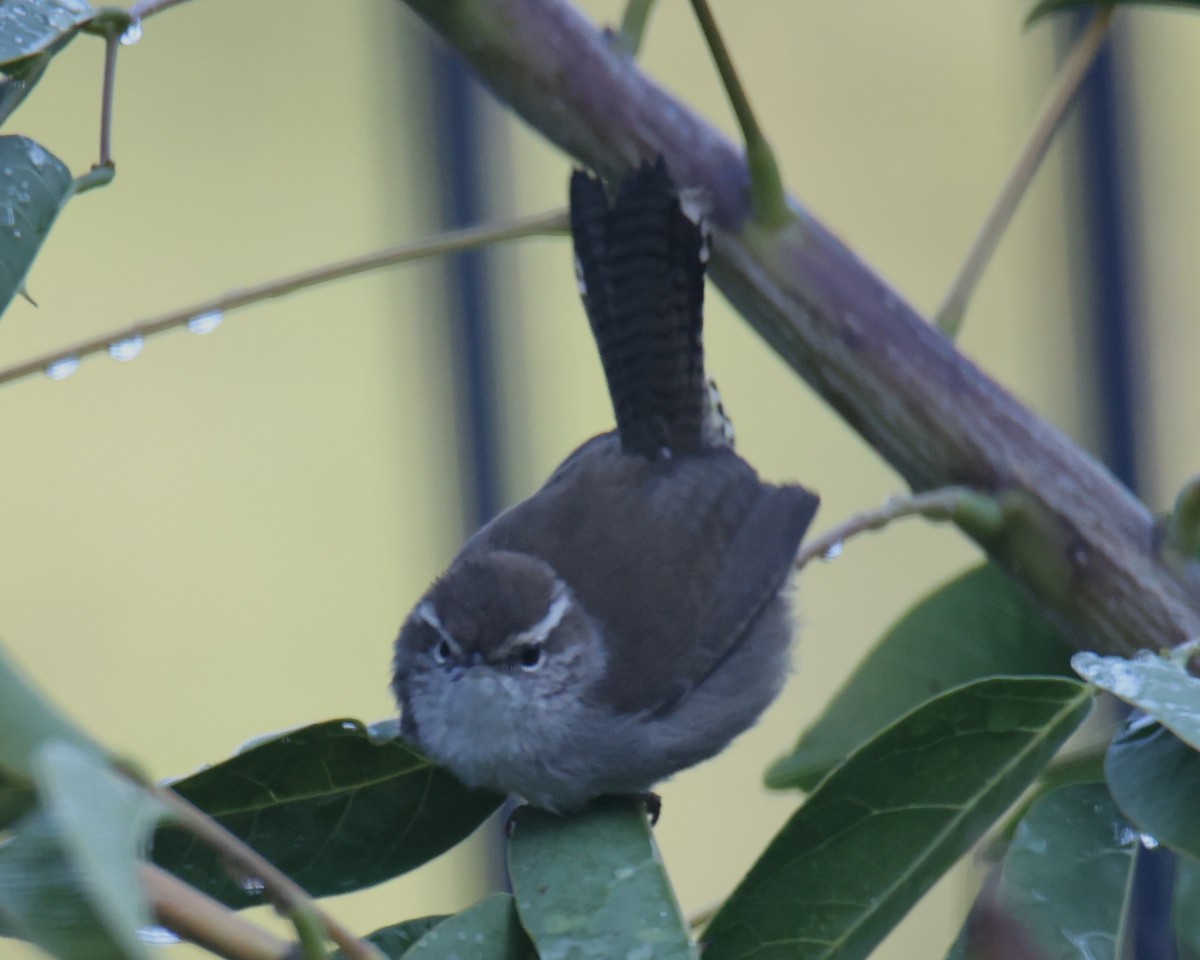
[0,0,1196,955]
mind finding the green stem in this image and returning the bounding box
[613,0,657,57]
[143,865,291,960]
[0,206,568,390]
[934,7,1114,337]
[687,0,790,229]
[794,487,1001,570]
[1164,476,1200,562]
[152,787,385,960]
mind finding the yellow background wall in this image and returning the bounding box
[1,1,1192,957]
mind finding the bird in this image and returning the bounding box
[391,158,819,813]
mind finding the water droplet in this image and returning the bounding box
[341,721,357,731]
[239,877,266,895]
[26,142,47,168]
[1141,833,1160,849]
[822,541,844,561]
[3,167,12,177]
[44,357,80,381]
[614,865,636,880]
[108,335,144,362]
[186,309,224,335]
[120,18,142,45]
[12,228,20,239]
[137,926,182,945]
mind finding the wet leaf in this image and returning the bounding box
[508,796,695,960]
[1028,0,1200,26]
[704,677,1094,960]
[950,782,1139,960]
[1105,718,1200,858]
[398,895,531,960]
[0,742,165,960]
[1073,649,1200,749]
[0,135,73,319]
[0,0,91,69]
[769,564,1074,790]
[153,719,502,907]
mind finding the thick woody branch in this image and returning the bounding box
[399,0,1200,656]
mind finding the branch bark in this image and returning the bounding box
[399,0,1200,656]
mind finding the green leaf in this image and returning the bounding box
[1073,649,1200,749]
[1175,855,1200,960]
[0,135,74,318]
[768,564,1074,790]
[1028,1,1200,27]
[0,640,105,782]
[0,0,91,69]
[952,782,1139,960]
[508,796,696,960]
[0,771,35,827]
[339,915,447,959]
[1104,718,1200,857]
[703,677,1094,960]
[395,895,532,960]
[0,742,165,960]
[153,719,503,908]
[0,810,133,958]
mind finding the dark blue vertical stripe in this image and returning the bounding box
[1073,34,1140,494]
[1068,16,1171,960]
[430,48,504,532]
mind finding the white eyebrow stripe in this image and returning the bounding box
[512,590,572,647]
[415,601,462,655]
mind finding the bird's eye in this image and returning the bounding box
[518,645,543,670]
[433,639,453,664]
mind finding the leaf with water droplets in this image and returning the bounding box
[0,0,92,70]
[1105,717,1200,860]
[1072,649,1200,751]
[0,741,166,960]
[704,677,1094,960]
[947,782,1138,960]
[152,718,502,908]
[359,895,530,960]
[508,797,696,960]
[768,564,1075,790]
[0,135,72,320]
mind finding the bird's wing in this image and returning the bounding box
[476,438,818,715]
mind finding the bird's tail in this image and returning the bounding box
[570,159,720,459]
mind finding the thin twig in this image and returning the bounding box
[142,863,291,960]
[151,786,384,960]
[0,207,568,389]
[795,487,999,571]
[934,7,1115,336]
[129,0,196,19]
[98,32,119,167]
[687,0,789,229]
